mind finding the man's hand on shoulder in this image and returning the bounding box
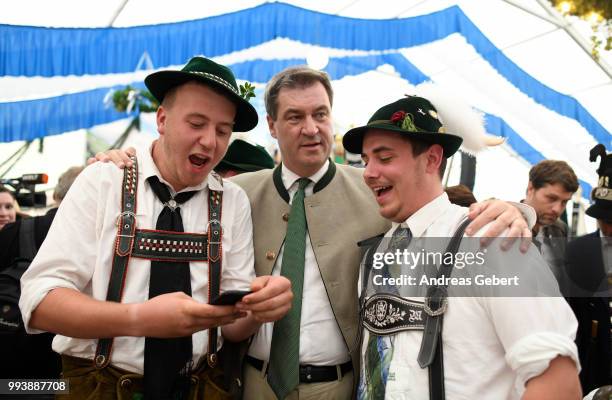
[87,147,136,168]
[467,199,532,253]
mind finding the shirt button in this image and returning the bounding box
[282,213,289,221]
[266,251,275,260]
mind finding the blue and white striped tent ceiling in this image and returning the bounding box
[1,0,611,206]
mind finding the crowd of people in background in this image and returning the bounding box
[0,57,610,400]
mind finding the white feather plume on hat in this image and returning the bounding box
[414,82,504,156]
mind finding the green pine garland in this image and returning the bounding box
[112,86,159,113]
[549,0,611,58]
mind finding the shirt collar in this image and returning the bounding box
[281,159,330,190]
[391,192,451,238]
[599,230,612,245]
[141,141,222,195]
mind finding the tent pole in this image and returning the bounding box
[0,141,31,178]
[502,0,612,80]
[499,0,562,26]
[107,0,130,27]
[535,0,612,80]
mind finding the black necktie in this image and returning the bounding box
[144,176,198,400]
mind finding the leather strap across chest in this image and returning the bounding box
[362,294,426,335]
[358,218,470,400]
[131,229,209,262]
[417,218,471,400]
[94,157,224,369]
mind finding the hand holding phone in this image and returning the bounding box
[210,290,252,306]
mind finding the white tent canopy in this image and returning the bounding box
[1,0,610,232]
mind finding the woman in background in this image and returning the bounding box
[0,186,17,230]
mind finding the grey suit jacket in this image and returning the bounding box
[231,163,390,378]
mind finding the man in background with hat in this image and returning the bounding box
[19,56,293,400]
[564,144,612,394]
[343,93,581,399]
[215,138,275,178]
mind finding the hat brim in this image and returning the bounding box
[216,159,273,172]
[342,122,462,157]
[145,70,258,132]
[586,202,612,221]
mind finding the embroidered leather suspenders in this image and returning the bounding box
[359,218,471,400]
[416,218,470,400]
[94,157,224,369]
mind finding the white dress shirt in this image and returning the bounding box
[359,192,579,400]
[248,160,351,366]
[19,144,255,374]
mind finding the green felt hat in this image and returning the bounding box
[215,139,274,173]
[342,96,462,157]
[145,56,258,132]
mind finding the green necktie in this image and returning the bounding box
[362,226,412,399]
[268,177,310,399]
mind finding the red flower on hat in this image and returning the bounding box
[390,111,406,124]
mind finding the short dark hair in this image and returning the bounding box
[529,160,579,193]
[403,137,447,179]
[53,166,84,203]
[265,66,334,120]
[445,184,477,207]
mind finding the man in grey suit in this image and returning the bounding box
[522,160,578,283]
[96,66,532,400]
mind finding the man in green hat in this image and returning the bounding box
[344,96,581,399]
[20,56,293,400]
[215,139,275,178]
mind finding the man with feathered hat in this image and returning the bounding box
[343,89,581,399]
[564,143,612,395]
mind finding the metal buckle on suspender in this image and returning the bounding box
[94,354,106,369]
[115,211,137,238]
[207,353,218,368]
[115,211,136,226]
[207,219,222,244]
[423,287,448,317]
[207,219,222,228]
